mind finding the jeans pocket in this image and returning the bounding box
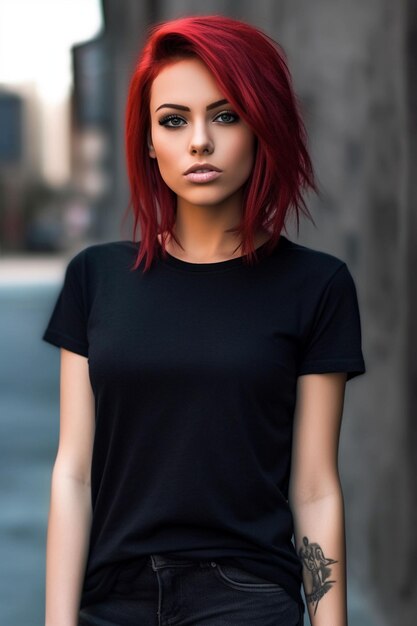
[213,563,287,593]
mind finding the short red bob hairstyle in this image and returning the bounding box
[124,14,318,272]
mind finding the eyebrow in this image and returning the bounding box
[155,98,229,113]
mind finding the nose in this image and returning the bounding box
[189,121,214,155]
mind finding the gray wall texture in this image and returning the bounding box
[100,1,417,623]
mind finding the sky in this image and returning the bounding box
[0,0,103,101]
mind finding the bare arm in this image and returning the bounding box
[45,348,95,626]
[288,372,348,626]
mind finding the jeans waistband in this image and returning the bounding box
[149,553,217,571]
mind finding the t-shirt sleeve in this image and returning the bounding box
[297,262,366,381]
[42,251,89,357]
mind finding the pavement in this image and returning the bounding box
[0,256,384,625]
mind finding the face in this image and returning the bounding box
[148,57,256,209]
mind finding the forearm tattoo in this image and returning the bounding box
[298,536,338,615]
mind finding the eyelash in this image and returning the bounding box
[158,110,239,128]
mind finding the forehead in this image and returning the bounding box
[150,57,224,109]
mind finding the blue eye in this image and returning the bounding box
[158,110,239,128]
[216,111,239,123]
[158,114,185,127]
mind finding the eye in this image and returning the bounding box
[215,110,239,124]
[158,110,240,128]
[158,114,185,128]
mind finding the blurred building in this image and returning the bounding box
[71,37,113,242]
[0,88,24,248]
[0,0,103,253]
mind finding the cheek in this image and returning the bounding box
[231,133,255,177]
[151,133,179,176]
[150,134,188,193]
[152,131,172,160]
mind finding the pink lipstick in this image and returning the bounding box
[184,170,222,183]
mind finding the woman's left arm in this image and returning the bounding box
[288,371,349,626]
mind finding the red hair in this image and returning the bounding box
[123,14,318,272]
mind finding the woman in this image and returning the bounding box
[42,14,366,626]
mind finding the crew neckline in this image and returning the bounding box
[155,235,286,273]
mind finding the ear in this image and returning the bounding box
[147,132,156,158]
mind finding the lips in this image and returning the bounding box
[184,170,222,183]
[183,163,222,175]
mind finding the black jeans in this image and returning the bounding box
[78,553,304,625]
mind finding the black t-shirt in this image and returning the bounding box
[42,234,366,614]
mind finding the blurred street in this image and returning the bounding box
[0,256,65,625]
[0,257,381,625]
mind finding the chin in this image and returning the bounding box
[181,192,236,207]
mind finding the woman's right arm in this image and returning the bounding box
[45,348,96,626]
